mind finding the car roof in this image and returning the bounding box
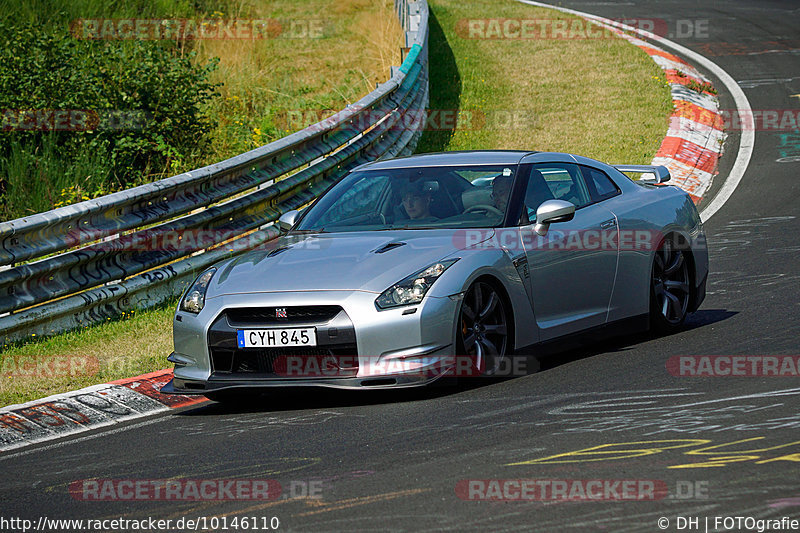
[352,150,538,170]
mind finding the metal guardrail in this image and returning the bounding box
[0,0,429,344]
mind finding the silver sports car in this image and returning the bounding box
[162,151,707,399]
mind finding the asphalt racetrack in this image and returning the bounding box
[2,1,799,531]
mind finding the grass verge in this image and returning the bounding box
[194,0,403,163]
[416,0,672,161]
[1,300,176,406]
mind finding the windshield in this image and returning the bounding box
[295,165,518,232]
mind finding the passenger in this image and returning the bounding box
[490,175,513,213]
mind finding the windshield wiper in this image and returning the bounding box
[378,225,440,231]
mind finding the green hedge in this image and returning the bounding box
[0,20,219,219]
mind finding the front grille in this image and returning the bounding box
[208,305,357,380]
[210,345,358,379]
[225,306,342,326]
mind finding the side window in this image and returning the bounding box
[524,163,590,221]
[580,165,621,203]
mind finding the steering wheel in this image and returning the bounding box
[464,204,503,216]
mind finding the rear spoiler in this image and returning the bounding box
[612,165,671,184]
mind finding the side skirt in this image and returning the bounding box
[513,313,650,358]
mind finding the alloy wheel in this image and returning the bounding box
[459,281,509,375]
[652,238,691,326]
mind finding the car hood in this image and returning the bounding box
[207,229,493,297]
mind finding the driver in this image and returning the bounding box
[399,181,438,221]
[490,175,513,213]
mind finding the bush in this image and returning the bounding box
[0,20,219,220]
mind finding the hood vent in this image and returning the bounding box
[267,246,291,257]
[374,242,407,254]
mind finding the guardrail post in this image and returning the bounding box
[405,1,420,48]
[0,262,11,318]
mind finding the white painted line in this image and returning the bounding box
[666,116,724,139]
[650,158,715,199]
[663,122,726,149]
[515,0,754,222]
[669,84,720,112]
[622,35,665,52]
[0,368,207,453]
[0,414,171,462]
[651,56,706,80]
[0,384,170,452]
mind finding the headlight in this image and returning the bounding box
[179,268,216,314]
[375,259,459,310]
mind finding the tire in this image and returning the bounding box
[456,280,510,376]
[650,235,692,333]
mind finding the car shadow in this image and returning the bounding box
[413,7,460,153]
[532,308,738,372]
[683,308,739,331]
[178,380,484,415]
[177,309,736,415]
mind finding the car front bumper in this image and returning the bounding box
[163,290,463,394]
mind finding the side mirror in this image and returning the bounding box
[278,210,300,232]
[534,199,575,236]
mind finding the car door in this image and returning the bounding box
[519,162,620,341]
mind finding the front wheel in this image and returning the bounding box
[457,281,510,376]
[650,236,692,333]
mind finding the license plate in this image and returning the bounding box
[237,328,316,348]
